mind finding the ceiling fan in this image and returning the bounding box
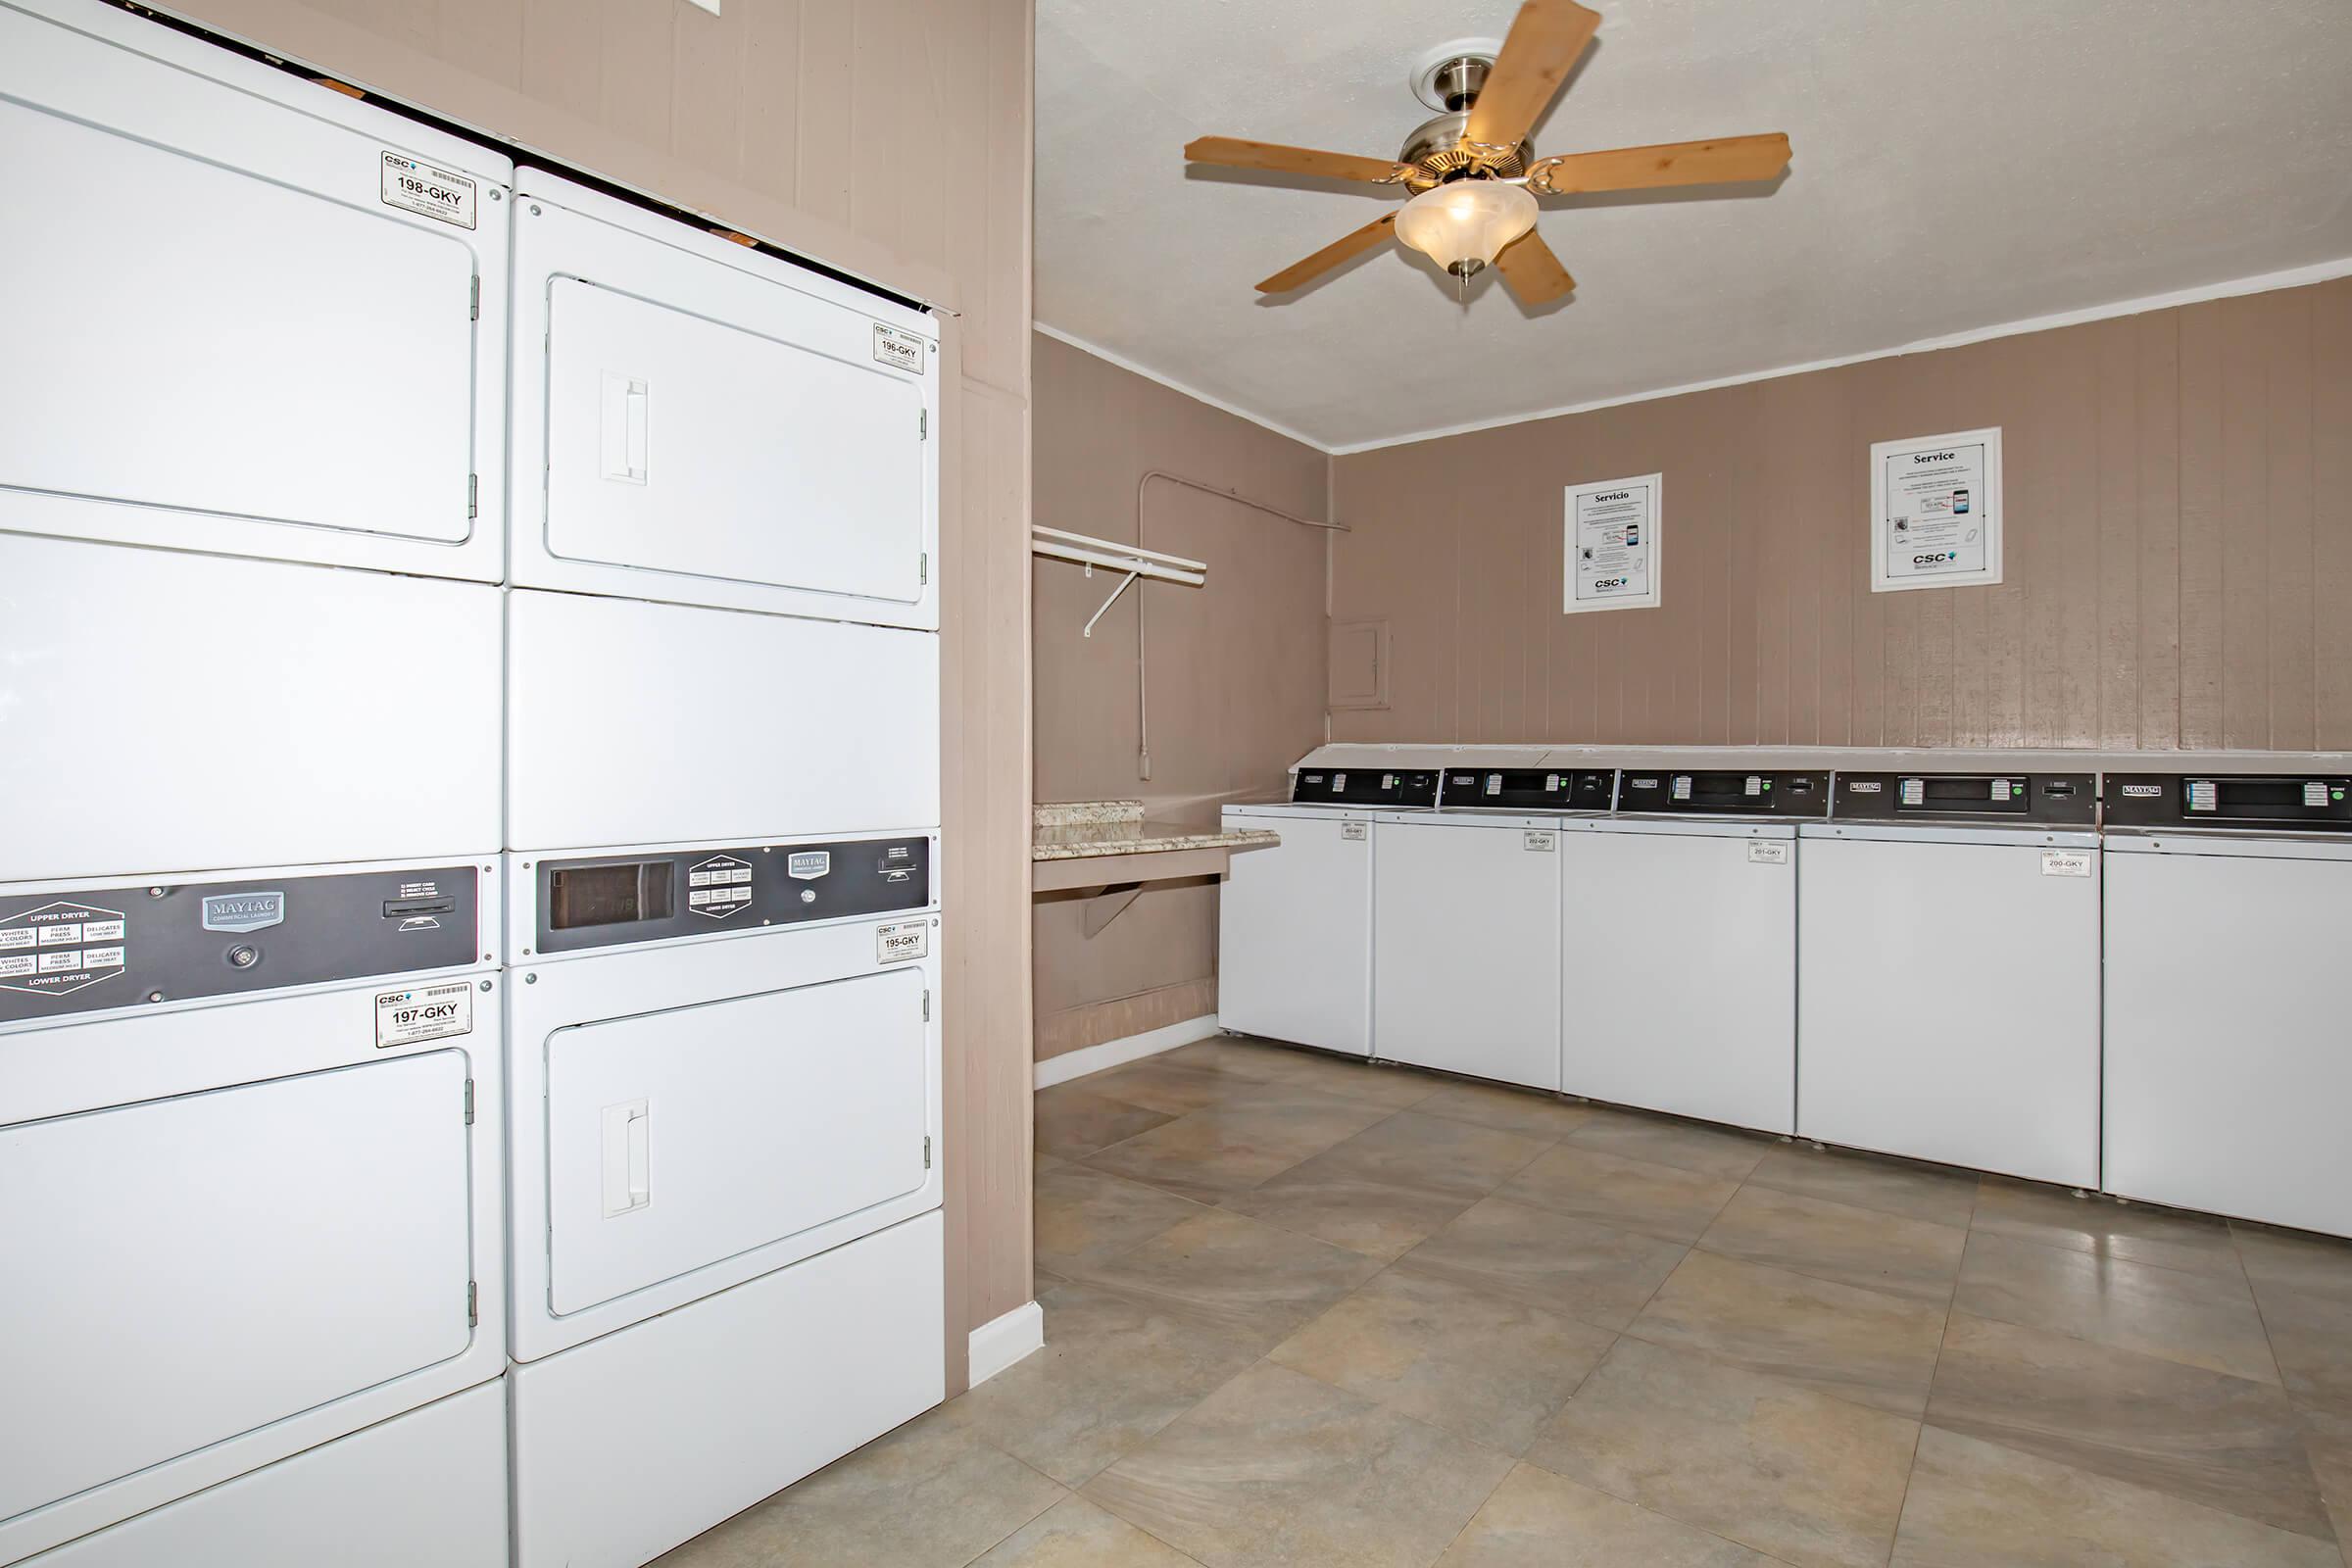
[1184,0,1791,305]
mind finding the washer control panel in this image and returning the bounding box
[1833,772,2095,825]
[1616,770,1829,817]
[0,863,482,1023]
[533,835,933,955]
[2104,773,2352,830]
[1292,767,1441,808]
[1439,768,1613,811]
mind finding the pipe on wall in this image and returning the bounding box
[1135,468,1347,778]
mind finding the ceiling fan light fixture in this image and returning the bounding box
[1394,178,1537,280]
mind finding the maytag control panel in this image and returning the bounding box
[2103,773,2352,830]
[1291,767,1441,808]
[0,863,484,1023]
[1439,768,1614,811]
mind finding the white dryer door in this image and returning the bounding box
[0,5,495,564]
[544,967,929,1315]
[542,278,925,608]
[0,1053,473,1526]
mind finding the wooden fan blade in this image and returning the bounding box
[1462,0,1600,155]
[1494,229,1575,305]
[1527,132,1792,195]
[1255,213,1398,294]
[1186,135,1408,185]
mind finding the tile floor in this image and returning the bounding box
[659,1037,2352,1568]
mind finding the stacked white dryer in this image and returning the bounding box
[500,173,946,1568]
[1,3,510,1561]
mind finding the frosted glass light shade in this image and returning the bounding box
[1394,180,1538,277]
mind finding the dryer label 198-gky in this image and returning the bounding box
[378,151,477,229]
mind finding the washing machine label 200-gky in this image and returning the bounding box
[374,981,474,1048]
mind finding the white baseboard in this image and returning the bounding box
[1034,1013,1221,1090]
[966,1299,1045,1388]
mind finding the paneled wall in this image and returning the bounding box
[1330,278,2352,752]
[1032,333,1329,1058]
[172,0,1035,1390]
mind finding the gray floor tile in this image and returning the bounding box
[1563,1108,1773,1180]
[1494,1141,1742,1244]
[1085,1057,1266,1116]
[1891,1424,2342,1567]
[1084,1361,1515,1568]
[652,1404,1065,1568]
[1927,1310,2335,1542]
[1436,1463,1776,1567]
[1412,1078,1597,1140]
[1057,1208,1385,1348]
[1528,1335,1918,1568]
[1081,1092,1396,1202]
[2236,1226,2352,1413]
[1221,1111,1552,1260]
[1401,1194,1690,1333]
[970,1495,1205,1566]
[1952,1229,2280,1384]
[1627,1250,1947,1418]
[1035,1162,1206,1276]
[1698,1183,1968,1306]
[1036,1083,1177,1161]
[1269,1263,1617,1454]
[1748,1144,1982,1229]
[952,1280,1264,1487]
[1973,1177,2247,1279]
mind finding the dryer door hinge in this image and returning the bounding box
[921,989,931,1022]
[918,552,928,585]
[923,1135,933,1169]
[466,1280,478,1327]
[464,1078,474,1125]
[467,473,479,519]
[469,275,480,320]
[918,409,928,440]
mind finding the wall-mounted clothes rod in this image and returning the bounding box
[1029,523,1206,639]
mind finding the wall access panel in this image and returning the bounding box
[509,172,940,629]
[0,0,510,581]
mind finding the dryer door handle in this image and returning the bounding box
[601,373,649,484]
[601,1099,651,1215]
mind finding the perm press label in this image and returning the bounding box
[379,152,477,229]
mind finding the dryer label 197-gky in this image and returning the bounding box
[375,981,475,1049]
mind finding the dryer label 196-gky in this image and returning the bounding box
[873,323,926,372]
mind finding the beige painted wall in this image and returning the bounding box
[1332,278,2352,752]
[1031,333,1328,1057]
[167,0,1035,1391]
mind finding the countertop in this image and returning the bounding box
[1032,800,1279,862]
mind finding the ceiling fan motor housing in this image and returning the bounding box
[1398,110,1531,191]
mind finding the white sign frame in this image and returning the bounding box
[1562,471,1663,614]
[1870,426,2002,593]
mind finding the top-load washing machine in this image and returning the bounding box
[504,171,942,858]
[1559,767,1825,1135]
[1369,766,1614,1092]
[0,0,509,882]
[1798,770,2101,1187]
[0,857,508,1567]
[2102,771,2352,1237]
[1218,761,1440,1056]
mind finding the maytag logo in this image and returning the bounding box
[2120,784,2162,798]
[1849,780,1884,793]
[202,892,284,933]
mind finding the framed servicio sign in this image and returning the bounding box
[1870,427,2001,592]
[1563,472,1662,614]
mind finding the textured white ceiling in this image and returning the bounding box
[1036,0,2352,450]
